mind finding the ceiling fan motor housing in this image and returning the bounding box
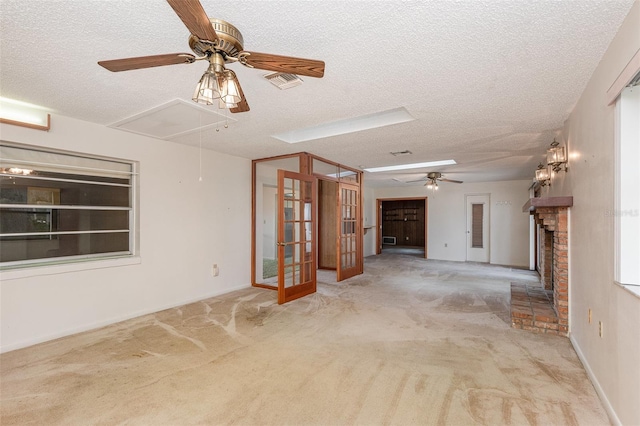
[188,18,244,60]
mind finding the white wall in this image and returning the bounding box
[541,2,640,424]
[367,180,531,268]
[362,186,377,257]
[0,115,252,353]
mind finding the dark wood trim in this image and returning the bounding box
[522,196,573,212]
[281,281,316,304]
[253,283,277,290]
[307,152,362,175]
[252,151,362,176]
[252,152,305,164]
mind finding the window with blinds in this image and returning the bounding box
[471,203,484,248]
[0,142,136,267]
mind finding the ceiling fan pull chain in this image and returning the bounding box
[198,111,203,182]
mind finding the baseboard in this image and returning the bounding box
[0,283,251,354]
[569,333,621,426]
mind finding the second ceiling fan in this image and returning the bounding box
[98,0,325,113]
[407,172,463,189]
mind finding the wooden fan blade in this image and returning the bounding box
[166,0,218,42]
[240,51,325,78]
[406,178,427,183]
[439,178,463,184]
[230,76,250,113]
[98,53,196,72]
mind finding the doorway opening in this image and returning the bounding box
[376,198,427,258]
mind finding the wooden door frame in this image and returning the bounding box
[376,197,428,258]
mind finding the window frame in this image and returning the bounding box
[0,141,139,271]
[613,81,640,297]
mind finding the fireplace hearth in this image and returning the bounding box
[512,197,573,336]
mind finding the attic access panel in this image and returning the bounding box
[108,99,235,140]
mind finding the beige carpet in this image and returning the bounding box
[1,254,610,425]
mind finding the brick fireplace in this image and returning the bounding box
[511,197,572,336]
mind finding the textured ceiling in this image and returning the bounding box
[0,0,634,187]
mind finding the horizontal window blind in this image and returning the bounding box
[0,144,133,178]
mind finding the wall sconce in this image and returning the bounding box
[0,97,50,131]
[535,163,550,186]
[547,138,568,172]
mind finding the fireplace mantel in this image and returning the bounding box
[522,196,573,213]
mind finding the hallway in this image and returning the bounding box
[0,255,608,425]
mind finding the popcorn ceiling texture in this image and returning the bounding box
[0,0,635,185]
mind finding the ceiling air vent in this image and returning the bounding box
[264,72,303,90]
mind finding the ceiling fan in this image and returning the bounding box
[407,172,463,188]
[97,0,325,113]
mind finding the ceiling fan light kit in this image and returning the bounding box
[407,171,463,189]
[98,0,325,114]
[193,62,223,105]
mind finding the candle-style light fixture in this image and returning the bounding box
[546,138,568,172]
[535,163,550,186]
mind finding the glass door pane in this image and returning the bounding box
[278,170,316,304]
[253,157,299,287]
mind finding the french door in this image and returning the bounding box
[277,170,316,304]
[337,182,361,281]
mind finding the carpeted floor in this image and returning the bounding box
[0,254,610,425]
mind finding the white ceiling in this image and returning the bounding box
[0,0,634,187]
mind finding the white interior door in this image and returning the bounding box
[466,194,490,263]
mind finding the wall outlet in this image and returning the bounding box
[444,243,448,247]
[212,264,219,277]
